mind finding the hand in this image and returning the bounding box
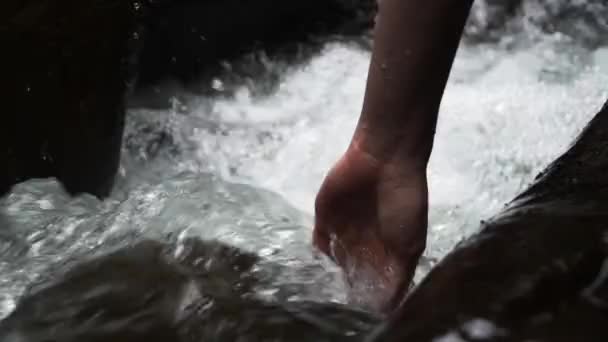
[313,145,428,313]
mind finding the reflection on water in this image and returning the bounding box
[2,6,608,337]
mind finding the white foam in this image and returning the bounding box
[184,40,605,261]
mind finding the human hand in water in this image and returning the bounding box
[313,144,428,313]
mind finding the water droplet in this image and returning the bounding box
[462,319,507,339]
[193,257,204,266]
[211,79,224,91]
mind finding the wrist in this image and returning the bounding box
[349,130,431,175]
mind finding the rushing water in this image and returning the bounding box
[2,7,608,334]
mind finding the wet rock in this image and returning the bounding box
[0,237,379,342]
[0,0,143,198]
[369,100,608,341]
[0,240,187,342]
[176,299,379,341]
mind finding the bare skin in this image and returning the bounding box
[313,0,474,313]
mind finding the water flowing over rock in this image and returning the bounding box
[3,1,608,340]
[0,238,379,342]
[4,99,608,340]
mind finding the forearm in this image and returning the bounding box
[352,0,473,169]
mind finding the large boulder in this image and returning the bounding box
[465,0,608,47]
[368,100,608,341]
[0,0,143,198]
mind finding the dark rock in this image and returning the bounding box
[0,237,380,342]
[131,0,376,105]
[368,100,608,341]
[0,0,143,198]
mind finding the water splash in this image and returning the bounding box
[2,31,608,321]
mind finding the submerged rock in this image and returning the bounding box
[369,101,608,341]
[0,238,379,342]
